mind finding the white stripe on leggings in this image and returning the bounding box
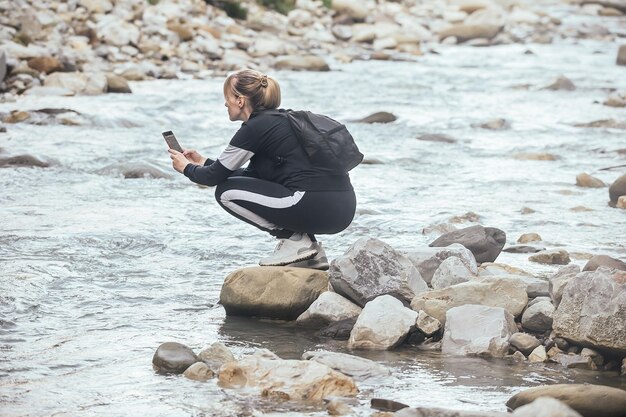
[220,189,305,230]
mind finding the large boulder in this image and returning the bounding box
[609,173,626,205]
[506,384,626,417]
[44,72,107,95]
[583,255,626,272]
[410,276,528,324]
[152,342,199,374]
[442,305,517,358]
[552,267,626,354]
[403,243,477,285]
[348,295,418,350]
[219,267,328,320]
[329,237,428,307]
[218,349,358,400]
[302,350,390,382]
[296,291,361,328]
[549,265,581,307]
[429,225,506,264]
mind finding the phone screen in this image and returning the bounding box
[162,131,183,153]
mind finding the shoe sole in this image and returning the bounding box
[258,248,318,267]
[287,257,330,270]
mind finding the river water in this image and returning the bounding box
[2,21,626,417]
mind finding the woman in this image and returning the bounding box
[168,69,356,270]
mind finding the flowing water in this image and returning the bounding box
[2,26,626,417]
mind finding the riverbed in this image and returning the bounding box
[1,32,626,416]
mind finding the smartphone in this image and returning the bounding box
[162,130,183,153]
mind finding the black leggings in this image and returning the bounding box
[215,176,356,239]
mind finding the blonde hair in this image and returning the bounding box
[223,69,281,111]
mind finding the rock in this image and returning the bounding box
[503,245,544,254]
[442,305,517,358]
[274,55,330,71]
[152,342,199,374]
[0,51,6,82]
[521,300,555,332]
[0,154,51,168]
[415,310,442,336]
[520,207,535,214]
[106,74,132,93]
[2,111,30,124]
[609,173,626,205]
[97,162,171,179]
[604,92,626,108]
[97,15,140,46]
[79,0,113,13]
[248,37,286,57]
[431,256,476,289]
[349,295,417,350]
[583,255,626,272]
[618,45,626,66]
[410,276,528,324]
[574,119,626,129]
[549,264,581,307]
[429,225,506,264]
[302,350,390,382]
[24,87,74,96]
[183,362,214,381]
[326,398,354,415]
[220,267,328,320]
[395,407,507,417]
[44,72,107,95]
[575,173,605,188]
[506,384,626,417]
[518,233,542,243]
[317,317,356,340]
[509,333,541,355]
[218,349,358,400]
[355,112,397,124]
[542,75,576,91]
[198,342,235,373]
[27,57,63,74]
[417,133,457,144]
[553,267,626,355]
[474,118,510,130]
[370,398,409,412]
[512,397,583,417]
[296,292,362,328]
[404,244,477,285]
[448,212,481,224]
[618,196,626,209]
[439,23,502,43]
[552,353,595,370]
[509,351,527,362]
[529,250,571,265]
[332,0,368,21]
[528,345,547,362]
[328,237,428,307]
[512,152,558,161]
[580,347,604,367]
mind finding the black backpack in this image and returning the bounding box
[276,109,364,174]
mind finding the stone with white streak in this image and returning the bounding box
[296,291,362,328]
[442,305,517,358]
[349,295,418,350]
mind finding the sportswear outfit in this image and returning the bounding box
[183,108,356,265]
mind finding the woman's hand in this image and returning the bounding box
[169,149,192,173]
[182,149,207,165]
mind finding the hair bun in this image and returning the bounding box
[260,75,268,88]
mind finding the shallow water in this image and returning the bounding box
[2,20,626,417]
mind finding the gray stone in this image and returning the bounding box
[317,317,356,340]
[507,384,626,417]
[302,350,390,382]
[296,291,361,328]
[198,342,235,373]
[96,162,172,179]
[529,249,570,265]
[0,154,51,168]
[549,265,581,307]
[528,345,547,362]
[512,397,582,417]
[183,362,214,381]
[0,51,6,82]
[415,310,441,336]
[503,245,544,254]
[431,256,475,289]
[541,75,576,91]
[417,133,457,143]
[553,268,626,355]
[521,300,555,332]
[355,111,397,124]
[220,267,328,320]
[618,44,626,66]
[429,225,506,264]
[152,342,199,374]
[329,237,428,307]
[509,332,541,355]
[576,173,605,188]
[404,244,477,285]
[552,353,595,370]
[518,233,542,243]
[442,305,517,358]
[583,255,626,272]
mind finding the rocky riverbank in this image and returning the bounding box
[1,0,625,99]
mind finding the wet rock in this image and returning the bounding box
[326,398,354,415]
[27,57,63,74]
[429,225,506,264]
[549,264,580,307]
[553,267,626,355]
[410,276,528,324]
[507,384,626,417]
[296,291,362,328]
[395,407,507,417]
[317,317,356,340]
[152,342,199,374]
[0,154,51,168]
[183,362,214,381]
[431,256,476,289]
[348,295,417,350]
[512,397,582,417]
[609,173,626,205]
[302,350,390,382]
[528,345,547,362]
[355,112,397,124]
[220,267,328,320]
[474,118,510,130]
[574,119,626,129]
[442,305,517,358]
[417,133,457,144]
[218,349,358,400]
[274,55,330,71]
[517,233,542,243]
[329,237,428,307]
[553,352,595,369]
[512,152,558,161]
[583,254,626,272]
[0,51,6,82]
[509,332,541,355]
[503,245,544,254]
[575,172,605,188]
[2,111,30,124]
[618,44,626,66]
[520,207,535,214]
[106,74,132,93]
[404,243,477,285]
[580,347,604,367]
[44,72,107,95]
[617,196,626,208]
[541,75,576,91]
[371,398,409,412]
[415,310,441,336]
[422,222,458,235]
[521,299,554,332]
[604,92,626,108]
[198,342,235,373]
[529,249,570,265]
[97,162,171,179]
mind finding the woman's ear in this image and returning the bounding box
[237,96,245,108]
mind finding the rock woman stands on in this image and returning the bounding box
[168,69,356,269]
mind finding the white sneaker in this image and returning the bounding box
[259,233,318,266]
[286,242,330,270]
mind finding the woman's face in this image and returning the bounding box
[224,90,244,121]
